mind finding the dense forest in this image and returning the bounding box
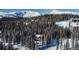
[0,14,79,50]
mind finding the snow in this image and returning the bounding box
[0,9,79,18]
[19,47,26,50]
[26,22,29,25]
[4,43,9,46]
[13,44,29,50]
[56,18,79,29]
[35,34,43,38]
[13,45,19,49]
[0,10,40,17]
[0,12,16,17]
[60,39,72,49]
[13,44,22,49]
[0,38,2,42]
[55,20,69,28]
[70,22,79,27]
[47,46,56,50]
[36,41,42,46]
[23,10,40,17]
[47,38,72,50]
[19,46,29,50]
[0,16,2,19]
[50,10,79,15]
[31,19,34,21]
[0,12,6,15]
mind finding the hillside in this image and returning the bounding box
[0,13,79,50]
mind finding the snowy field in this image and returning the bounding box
[55,20,69,28]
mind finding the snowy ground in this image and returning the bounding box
[0,37,78,50]
[46,38,72,50]
[47,46,56,50]
[55,20,69,28]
